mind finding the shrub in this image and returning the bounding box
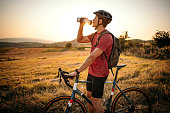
[123,46,170,60]
[65,43,72,48]
[152,30,170,48]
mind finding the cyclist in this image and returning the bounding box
[70,10,113,113]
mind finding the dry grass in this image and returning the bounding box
[0,48,169,113]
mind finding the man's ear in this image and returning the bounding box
[99,19,103,24]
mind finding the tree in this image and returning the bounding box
[119,31,130,51]
[65,43,72,48]
[152,31,170,48]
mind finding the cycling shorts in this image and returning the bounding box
[86,73,108,98]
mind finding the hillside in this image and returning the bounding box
[0,37,153,48]
[0,38,54,43]
[0,42,46,48]
[0,48,169,112]
[0,38,91,48]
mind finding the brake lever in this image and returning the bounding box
[58,68,71,83]
[57,70,62,83]
[58,71,60,78]
[59,74,62,83]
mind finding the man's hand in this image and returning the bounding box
[77,18,91,43]
[69,71,77,79]
[80,17,87,26]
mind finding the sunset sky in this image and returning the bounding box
[0,0,170,42]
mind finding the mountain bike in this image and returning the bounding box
[43,64,152,113]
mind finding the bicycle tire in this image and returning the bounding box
[111,87,152,113]
[43,96,87,113]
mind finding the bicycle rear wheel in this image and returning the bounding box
[111,87,152,113]
[43,96,87,113]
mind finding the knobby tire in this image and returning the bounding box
[43,96,87,113]
[111,87,152,113]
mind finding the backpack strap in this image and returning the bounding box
[91,32,97,44]
[94,30,110,47]
[102,32,116,69]
[91,30,116,69]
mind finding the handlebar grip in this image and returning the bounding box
[67,75,75,79]
[63,71,69,74]
[57,68,74,88]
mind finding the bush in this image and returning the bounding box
[149,46,170,59]
[65,43,72,48]
[152,31,170,48]
[123,46,170,60]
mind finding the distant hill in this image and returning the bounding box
[0,38,152,48]
[0,38,54,43]
[126,39,153,43]
[129,39,153,43]
[0,42,46,48]
[51,39,90,47]
[0,38,91,48]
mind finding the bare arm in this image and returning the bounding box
[69,48,103,76]
[77,23,91,43]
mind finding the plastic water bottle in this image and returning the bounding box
[77,17,92,25]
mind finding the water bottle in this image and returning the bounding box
[77,17,92,25]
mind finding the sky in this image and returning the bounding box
[0,0,170,42]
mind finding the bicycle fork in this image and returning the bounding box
[65,75,92,113]
[65,81,78,113]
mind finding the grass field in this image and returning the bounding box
[0,48,169,113]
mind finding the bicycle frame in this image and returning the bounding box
[61,66,134,113]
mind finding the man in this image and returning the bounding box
[70,10,113,113]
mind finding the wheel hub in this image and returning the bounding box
[128,105,135,113]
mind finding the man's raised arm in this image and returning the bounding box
[77,23,91,43]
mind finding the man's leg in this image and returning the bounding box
[87,91,94,113]
[91,75,107,113]
[92,97,103,113]
[86,74,107,113]
[86,74,94,113]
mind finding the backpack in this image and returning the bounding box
[91,30,121,69]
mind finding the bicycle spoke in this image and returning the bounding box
[136,98,147,104]
[115,107,129,113]
[43,96,86,113]
[112,88,151,113]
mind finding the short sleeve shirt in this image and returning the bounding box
[87,30,113,77]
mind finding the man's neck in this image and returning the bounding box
[96,25,105,33]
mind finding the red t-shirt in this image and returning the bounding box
[87,30,113,77]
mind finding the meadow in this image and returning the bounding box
[0,48,169,113]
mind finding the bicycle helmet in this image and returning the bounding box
[93,10,112,24]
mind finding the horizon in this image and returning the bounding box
[0,37,153,44]
[0,0,170,42]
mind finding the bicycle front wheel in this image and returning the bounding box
[111,87,152,113]
[43,96,87,113]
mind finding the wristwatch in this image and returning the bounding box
[75,69,80,75]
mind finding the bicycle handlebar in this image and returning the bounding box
[58,68,77,89]
[57,65,126,89]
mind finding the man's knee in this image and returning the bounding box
[92,97,103,112]
[87,91,92,98]
[92,98,102,107]
[92,97,102,105]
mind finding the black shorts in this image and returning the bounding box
[86,73,108,98]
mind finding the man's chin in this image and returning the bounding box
[92,24,95,27]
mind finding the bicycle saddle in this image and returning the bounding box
[115,64,126,68]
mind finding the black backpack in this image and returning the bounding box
[91,30,121,69]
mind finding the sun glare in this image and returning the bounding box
[1,0,169,42]
[56,8,96,41]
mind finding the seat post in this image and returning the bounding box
[111,68,114,76]
[114,68,120,81]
